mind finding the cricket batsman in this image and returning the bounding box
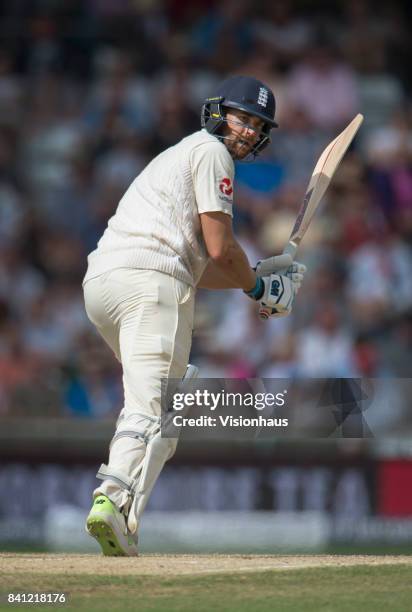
[83,75,306,555]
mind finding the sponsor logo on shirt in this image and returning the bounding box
[219,178,233,196]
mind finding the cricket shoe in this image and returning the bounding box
[85,495,138,556]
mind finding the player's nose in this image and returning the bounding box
[241,124,258,140]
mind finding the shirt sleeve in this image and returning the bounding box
[190,140,235,217]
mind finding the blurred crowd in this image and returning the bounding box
[0,0,411,422]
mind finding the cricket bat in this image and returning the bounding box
[258,113,364,320]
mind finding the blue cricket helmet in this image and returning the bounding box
[201,75,278,155]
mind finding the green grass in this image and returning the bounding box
[1,565,412,612]
[326,544,412,555]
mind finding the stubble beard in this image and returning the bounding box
[224,136,253,160]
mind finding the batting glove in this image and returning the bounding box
[245,263,306,319]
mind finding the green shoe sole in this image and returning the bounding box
[86,517,127,556]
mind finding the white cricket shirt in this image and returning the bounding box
[84,129,234,287]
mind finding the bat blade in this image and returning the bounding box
[287,113,364,253]
[258,113,363,320]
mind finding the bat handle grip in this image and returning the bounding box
[258,241,298,321]
[282,241,298,261]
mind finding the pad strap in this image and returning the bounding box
[110,413,161,450]
[96,463,135,491]
[110,429,153,449]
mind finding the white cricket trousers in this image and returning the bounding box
[83,268,195,509]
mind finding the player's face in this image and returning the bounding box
[223,109,265,159]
